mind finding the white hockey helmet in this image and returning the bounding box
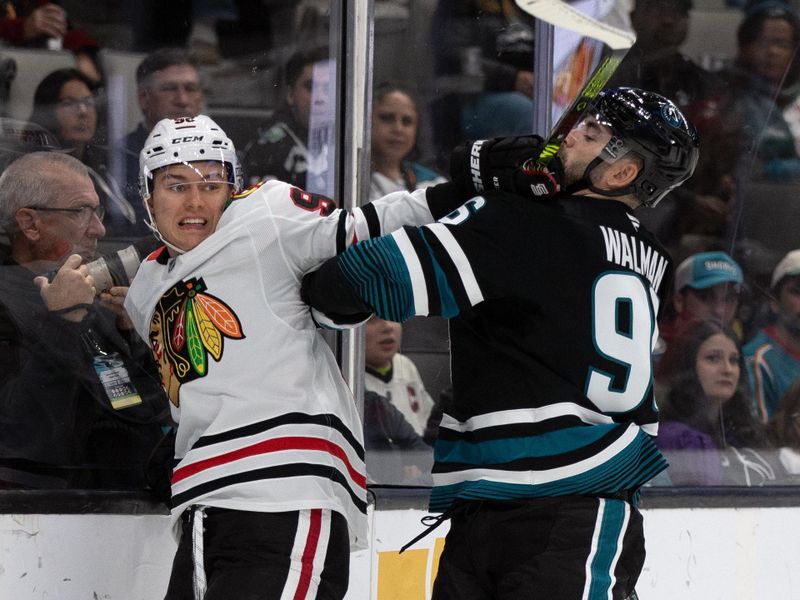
[139,115,243,253]
[139,114,243,201]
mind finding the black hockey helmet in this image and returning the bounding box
[586,87,699,207]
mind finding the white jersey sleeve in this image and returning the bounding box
[250,180,435,274]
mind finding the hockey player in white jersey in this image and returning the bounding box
[122,115,557,599]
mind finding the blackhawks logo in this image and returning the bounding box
[149,277,244,406]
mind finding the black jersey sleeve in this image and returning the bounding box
[301,195,511,323]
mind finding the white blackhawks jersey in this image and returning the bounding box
[124,179,437,548]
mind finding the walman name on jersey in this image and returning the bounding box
[599,225,668,293]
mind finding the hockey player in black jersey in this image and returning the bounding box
[301,87,699,600]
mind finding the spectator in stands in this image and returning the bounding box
[364,316,436,444]
[609,0,736,257]
[242,45,328,188]
[656,320,771,486]
[744,249,800,422]
[363,390,431,485]
[658,251,745,350]
[430,0,535,145]
[0,1,102,84]
[369,82,445,201]
[367,83,449,433]
[610,0,723,123]
[766,378,800,477]
[0,151,168,490]
[0,117,60,173]
[724,1,800,181]
[113,48,203,236]
[29,68,135,238]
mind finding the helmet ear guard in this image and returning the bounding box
[587,87,700,207]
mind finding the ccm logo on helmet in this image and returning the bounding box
[171,135,205,143]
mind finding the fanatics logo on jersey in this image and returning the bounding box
[149,277,244,406]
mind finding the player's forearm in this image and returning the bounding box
[302,234,418,323]
[301,259,372,318]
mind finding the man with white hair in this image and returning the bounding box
[0,151,167,489]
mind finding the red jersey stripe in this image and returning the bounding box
[171,436,366,489]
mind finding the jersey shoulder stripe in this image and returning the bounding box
[425,223,484,307]
[416,226,466,318]
[360,202,381,239]
[406,227,442,315]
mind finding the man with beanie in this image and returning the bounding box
[744,249,800,422]
[659,250,745,349]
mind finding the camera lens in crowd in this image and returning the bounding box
[85,244,144,294]
[47,236,161,295]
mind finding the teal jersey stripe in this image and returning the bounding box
[428,430,667,513]
[587,500,627,599]
[338,235,415,322]
[418,228,460,318]
[434,423,621,465]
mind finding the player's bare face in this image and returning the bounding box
[559,117,612,187]
[150,161,233,255]
[695,333,740,406]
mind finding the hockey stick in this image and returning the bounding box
[515,0,636,168]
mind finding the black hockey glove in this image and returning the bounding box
[450,135,564,199]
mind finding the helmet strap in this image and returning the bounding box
[142,192,188,256]
[574,156,636,200]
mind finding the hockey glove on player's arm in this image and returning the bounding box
[450,135,564,199]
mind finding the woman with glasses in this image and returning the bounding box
[655,319,777,486]
[29,68,136,240]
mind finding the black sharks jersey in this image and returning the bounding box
[303,192,673,512]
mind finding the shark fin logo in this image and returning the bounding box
[149,277,244,406]
[661,102,683,128]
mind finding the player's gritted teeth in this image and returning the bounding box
[150,161,233,254]
[179,217,208,228]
